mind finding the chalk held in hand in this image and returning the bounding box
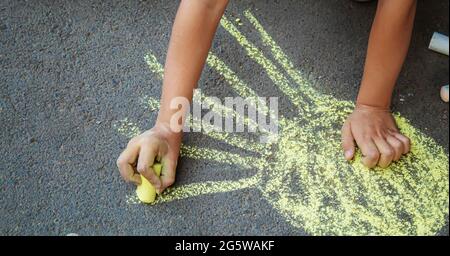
[429,32,449,56]
[441,85,449,103]
[136,163,162,203]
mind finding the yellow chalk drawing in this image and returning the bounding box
[115,10,449,235]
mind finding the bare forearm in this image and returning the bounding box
[157,0,229,126]
[357,0,417,109]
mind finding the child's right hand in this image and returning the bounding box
[117,123,181,194]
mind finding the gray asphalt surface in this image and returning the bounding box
[0,0,448,236]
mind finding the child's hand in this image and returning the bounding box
[117,123,181,193]
[341,104,411,168]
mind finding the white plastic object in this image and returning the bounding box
[429,32,449,56]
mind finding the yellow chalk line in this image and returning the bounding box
[144,54,164,80]
[144,52,270,151]
[200,95,268,135]
[244,10,352,110]
[140,95,267,154]
[154,173,262,204]
[206,53,279,126]
[244,11,315,97]
[244,10,354,118]
[144,52,268,135]
[220,15,313,116]
[114,118,141,138]
[181,144,267,170]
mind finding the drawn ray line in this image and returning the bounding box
[243,11,320,101]
[155,174,262,204]
[144,52,271,135]
[206,53,278,123]
[200,94,268,134]
[144,54,164,80]
[180,144,267,170]
[220,15,312,115]
[139,95,267,153]
[244,10,354,112]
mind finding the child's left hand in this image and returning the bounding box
[341,104,411,168]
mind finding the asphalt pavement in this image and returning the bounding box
[0,0,448,235]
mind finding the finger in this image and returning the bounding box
[341,122,356,160]
[121,165,142,185]
[386,135,404,161]
[158,158,177,194]
[373,137,395,168]
[355,138,380,168]
[117,144,142,185]
[390,132,411,154]
[137,143,161,190]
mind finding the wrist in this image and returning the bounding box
[354,102,391,113]
[152,121,183,141]
[356,80,394,110]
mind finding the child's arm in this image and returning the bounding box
[117,0,229,193]
[342,0,416,168]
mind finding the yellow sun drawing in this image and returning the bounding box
[115,10,449,236]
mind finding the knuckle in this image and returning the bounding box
[382,148,394,157]
[116,157,126,168]
[404,137,411,146]
[366,151,380,161]
[392,140,402,148]
[140,136,152,144]
[136,165,147,174]
[374,132,386,141]
[363,133,375,141]
[396,133,410,143]
[394,142,403,151]
[142,135,158,145]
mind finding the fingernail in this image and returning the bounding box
[345,150,353,159]
[441,85,449,102]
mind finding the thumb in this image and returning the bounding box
[341,122,356,161]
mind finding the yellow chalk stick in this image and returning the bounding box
[136,163,162,203]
